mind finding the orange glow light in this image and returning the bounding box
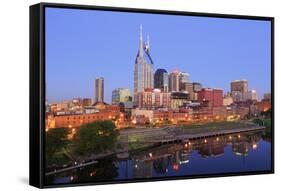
[252,144,257,150]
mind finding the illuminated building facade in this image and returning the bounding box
[170,92,190,109]
[136,88,171,109]
[46,103,121,128]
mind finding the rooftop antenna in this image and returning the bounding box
[147,34,150,49]
[140,24,143,41]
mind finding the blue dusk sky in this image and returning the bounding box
[45,7,271,103]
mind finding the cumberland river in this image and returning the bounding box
[46,130,271,185]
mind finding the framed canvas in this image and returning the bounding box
[30,2,274,188]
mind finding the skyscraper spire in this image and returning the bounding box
[138,24,144,56]
[140,24,143,41]
[146,34,150,51]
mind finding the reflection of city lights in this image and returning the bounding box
[173,164,179,171]
[90,171,96,177]
[252,143,257,150]
[180,160,189,164]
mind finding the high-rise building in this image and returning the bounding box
[231,91,243,103]
[179,72,190,91]
[94,77,104,103]
[185,82,202,101]
[134,25,154,106]
[154,69,168,92]
[231,80,248,92]
[112,88,132,104]
[230,80,248,102]
[169,70,181,92]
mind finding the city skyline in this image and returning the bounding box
[46,8,271,103]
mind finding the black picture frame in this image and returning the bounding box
[30,2,274,189]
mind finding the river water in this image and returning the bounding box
[45,130,271,185]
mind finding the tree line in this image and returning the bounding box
[45,120,119,167]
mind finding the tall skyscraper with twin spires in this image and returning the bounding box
[134,25,154,106]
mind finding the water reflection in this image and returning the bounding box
[46,158,118,184]
[46,130,271,185]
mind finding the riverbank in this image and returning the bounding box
[46,120,265,175]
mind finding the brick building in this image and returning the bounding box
[198,88,223,107]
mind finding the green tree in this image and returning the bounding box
[46,127,70,165]
[261,108,271,118]
[74,120,119,155]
